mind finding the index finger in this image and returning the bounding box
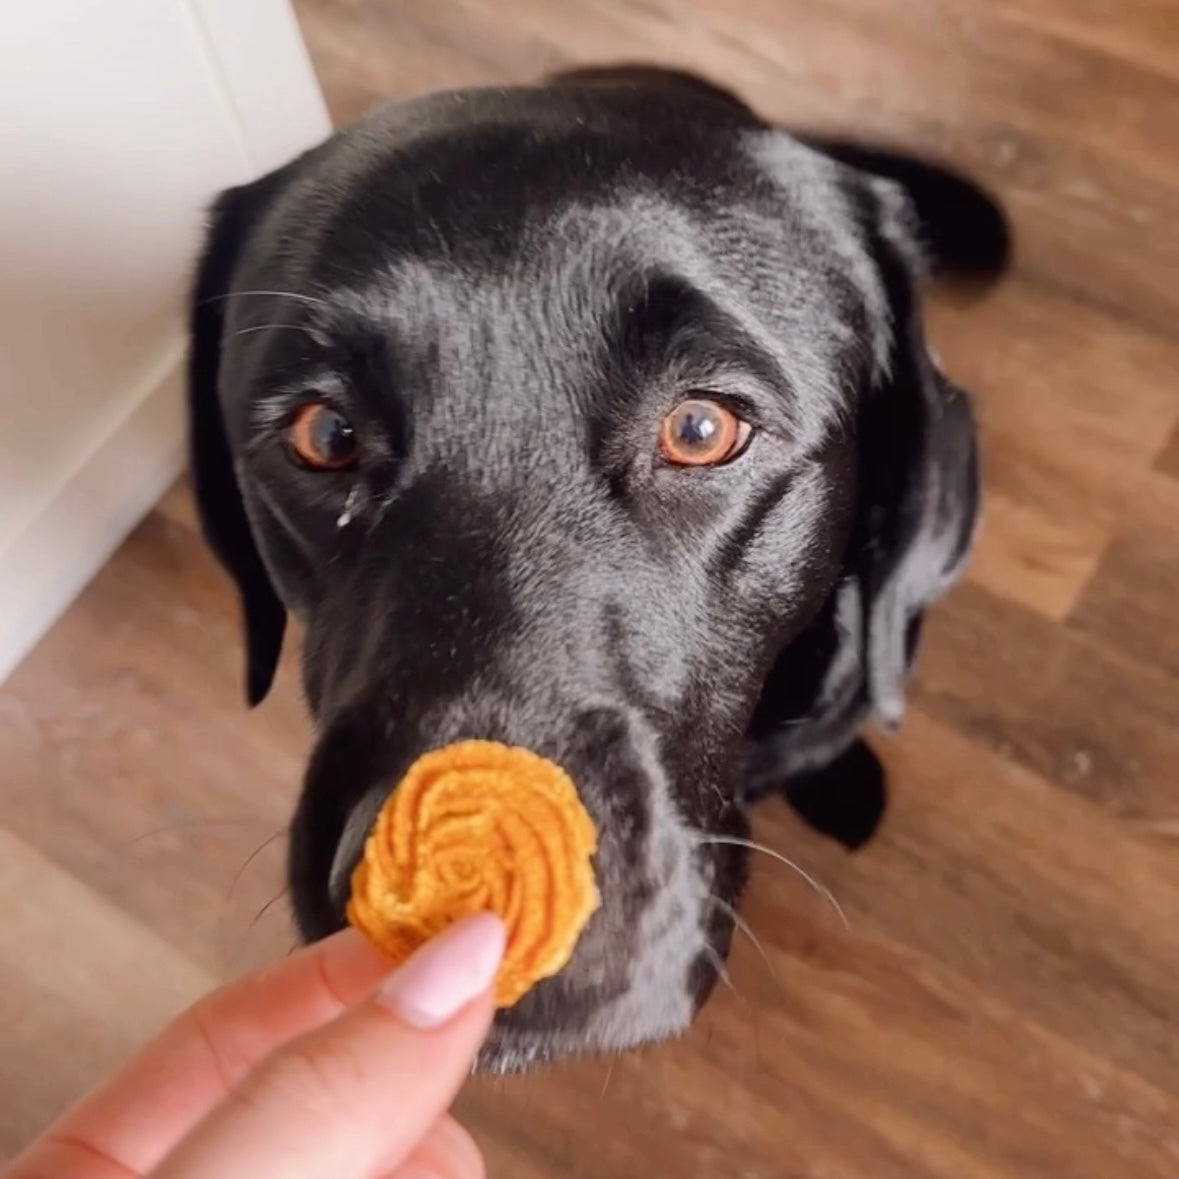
[11,928,393,1178]
[150,914,503,1179]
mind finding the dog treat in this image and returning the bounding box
[347,740,599,1006]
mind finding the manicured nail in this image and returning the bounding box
[376,913,505,1028]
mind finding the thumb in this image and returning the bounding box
[151,913,504,1179]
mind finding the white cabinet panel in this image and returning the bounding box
[0,0,331,679]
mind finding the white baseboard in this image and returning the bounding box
[0,346,187,683]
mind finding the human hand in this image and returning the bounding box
[6,913,505,1179]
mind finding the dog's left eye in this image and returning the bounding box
[287,402,358,470]
[659,399,752,467]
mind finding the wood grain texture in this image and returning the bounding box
[1156,423,1179,478]
[2,1,1177,1174]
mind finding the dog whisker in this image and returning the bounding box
[706,781,729,811]
[706,894,779,982]
[249,478,320,562]
[225,827,287,901]
[694,833,851,930]
[702,944,739,997]
[200,288,329,308]
[127,818,279,846]
[232,323,322,340]
[249,887,290,930]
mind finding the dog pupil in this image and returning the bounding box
[679,409,717,448]
[313,409,353,460]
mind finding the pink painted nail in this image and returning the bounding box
[376,913,505,1029]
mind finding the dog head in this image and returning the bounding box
[188,68,998,1071]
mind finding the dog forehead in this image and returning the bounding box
[241,87,747,276]
[252,85,865,291]
[310,188,878,442]
[229,78,886,343]
[230,92,886,448]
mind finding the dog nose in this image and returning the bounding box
[328,786,386,906]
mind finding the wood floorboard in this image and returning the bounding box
[2,2,1176,1174]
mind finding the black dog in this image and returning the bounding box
[188,66,1005,1072]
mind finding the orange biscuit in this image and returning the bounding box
[347,740,600,1006]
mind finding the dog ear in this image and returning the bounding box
[796,138,1011,283]
[747,155,996,800]
[188,176,288,705]
[841,175,985,728]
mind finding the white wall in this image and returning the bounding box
[0,0,331,681]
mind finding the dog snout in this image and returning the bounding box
[327,786,386,907]
[289,680,746,1071]
[301,702,655,927]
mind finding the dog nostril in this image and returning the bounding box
[328,787,387,906]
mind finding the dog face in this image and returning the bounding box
[189,70,992,1071]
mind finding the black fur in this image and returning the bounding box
[187,66,1004,1070]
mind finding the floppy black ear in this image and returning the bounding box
[848,177,983,727]
[747,158,996,814]
[188,179,287,705]
[796,138,1011,282]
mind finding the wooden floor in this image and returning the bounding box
[3,1,1178,1175]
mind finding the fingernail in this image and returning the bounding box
[376,913,505,1028]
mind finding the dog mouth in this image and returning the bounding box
[471,834,742,1075]
[288,703,750,1070]
[297,826,743,1072]
[302,808,746,1069]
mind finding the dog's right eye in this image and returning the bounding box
[659,398,752,467]
[288,402,358,470]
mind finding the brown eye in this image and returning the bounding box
[658,399,751,467]
[288,402,358,470]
